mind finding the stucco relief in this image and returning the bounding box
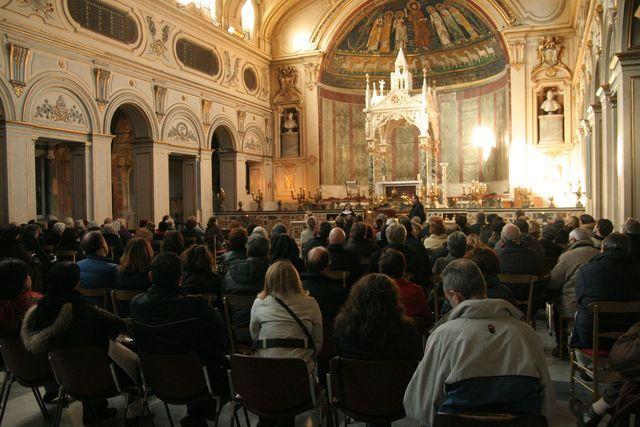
[34,95,86,126]
[16,0,53,19]
[243,135,262,153]
[168,122,197,142]
[146,16,171,59]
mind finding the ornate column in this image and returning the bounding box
[379,138,389,182]
[366,140,376,195]
[596,85,617,221]
[419,136,428,187]
[586,103,603,219]
[578,119,593,213]
[440,162,449,207]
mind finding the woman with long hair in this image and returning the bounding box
[162,230,185,255]
[250,260,322,427]
[115,238,154,291]
[334,273,422,361]
[181,244,222,295]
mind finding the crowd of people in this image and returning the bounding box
[0,202,640,426]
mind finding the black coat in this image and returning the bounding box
[628,233,640,263]
[334,320,422,361]
[371,243,430,287]
[182,228,204,243]
[218,250,247,265]
[540,238,563,259]
[0,238,30,263]
[409,202,426,224]
[21,295,124,354]
[182,269,222,296]
[469,223,486,236]
[102,232,124,263]
[344,239,379,260]
[114,271,151,291]
[222,257,268,344]
[326,244,362,285]
[300,271,348,321]
[496,242,542,276]
[571,252,640,349]
[129,285,228,390]
[302,236,326,260]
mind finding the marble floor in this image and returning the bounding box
[2,320,584,427]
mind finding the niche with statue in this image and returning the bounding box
[537,87,565,145]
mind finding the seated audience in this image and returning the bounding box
[557,215,580,245]
[154,219,170,240]
[130,252,227,426]
[270,233,304,273]
[116,218,132,244]
[303,220,332,260]
[592,218,614,249]
[345,222,379,259]
[326,227,362,283]
[182,216,204,243]
[540,226,563,259]
[0,224,30,263]
[433,231,467,276]
[464,248,515,305]
[56,227,85,260]
[251,226,269,240]
[44,221,65,246]
[223,235,270,344]
[218,227,248,266]
[114,238,153,291]
[479,214,498,244]
[162,230,185,255]
[623,218,640,262]
[372,223,429,287]
[102,222,124,262]
[469,212,486,236]
[403,260,555,425]
[465,234,487,252]
[334,273,422,360]
[485,216,506,248]
[300,247,347,322]
[378,249,431,326]
[570,232,640,351]
[77,231,118,302]
[135,220,153,241]
[181,244,222,296]
[0,259,42,337]
[20,223,52,266]
[204,216,225,249]
[496,223,541,276]
[250,260,322,427]
[22,262,127,422]
[300,216,316,245]
[270,223,288,244]
[334,216,348,235]
[423,216,447,251]
[399,216,429,258]
[454,214,470,235]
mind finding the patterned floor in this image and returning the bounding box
[3,319,582,426]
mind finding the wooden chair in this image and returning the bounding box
[110,289,144,318]
[325,270,350,288]
[78,287,109,309]
[0,338,54,423]
[434,413,548,426]
[497,274,538,327]
[570,301,640,400]
[429,275,445,322]
[55,250,77,262]
[327,357,418,426]
[229,354,325,427]
[222,295,257,354]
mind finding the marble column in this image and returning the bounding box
[0,122,36,223]
[440,162,449,207]
[586,103,603,219]
[366,141,375,195]
[597,85,618,222]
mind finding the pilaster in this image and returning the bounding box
[0,122,36,223]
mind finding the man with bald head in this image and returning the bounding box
[301,247,348,322]
[326,226,362,284]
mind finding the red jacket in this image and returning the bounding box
[395,278,431,322]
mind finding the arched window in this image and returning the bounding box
[177,0,215,20]
[241,0,255,38]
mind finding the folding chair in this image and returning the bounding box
[325,271,350,288]
[570,301,640,400]
[222,295,257,354]
[497,274,538,327]
[0,338,54,423]
[78,287,109,309]
[327,357,418,426]
[110,289,145,317]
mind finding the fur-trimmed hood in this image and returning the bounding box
[21,303,73,354]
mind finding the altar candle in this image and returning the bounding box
[417,173,421,180]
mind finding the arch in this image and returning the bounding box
[0,76,16,121]
[103,90,159,140]
[242,124,268,156]
[208,115,240,150]
[162,104,206,147]
[22,71,100,132]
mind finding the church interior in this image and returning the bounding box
[1,0,640,426]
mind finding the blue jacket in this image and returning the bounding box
[78,255,118,291]
[571,251,640,349]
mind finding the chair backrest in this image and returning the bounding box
[78,287,108,309]
[433,413,548,427]
[56,250,77,262]
[223,295,257,354]
[589,301,640,355]
[318,318,336,360]
[230,354,314,417]
[0,338,52,386]
[328,357,418,423]
[111,289,144,317]
[48,346,119,399]
[496,274,538,324]
[430,275,444,322]
[325,271,350,288]
[138,351,210,404]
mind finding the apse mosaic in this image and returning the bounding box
[321,0,507,89]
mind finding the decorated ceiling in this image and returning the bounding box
[321,0,508,89]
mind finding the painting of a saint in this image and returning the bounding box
[406,0,430,51]
[379,11,395,53]
[446,4,481,39]
[366,17,384,52]
[436,3,466,43]
[427,5,452,47]
[394,11,408,51]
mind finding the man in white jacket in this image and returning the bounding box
[403,259,556,426]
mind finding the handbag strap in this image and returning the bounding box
[272,295,316,355]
